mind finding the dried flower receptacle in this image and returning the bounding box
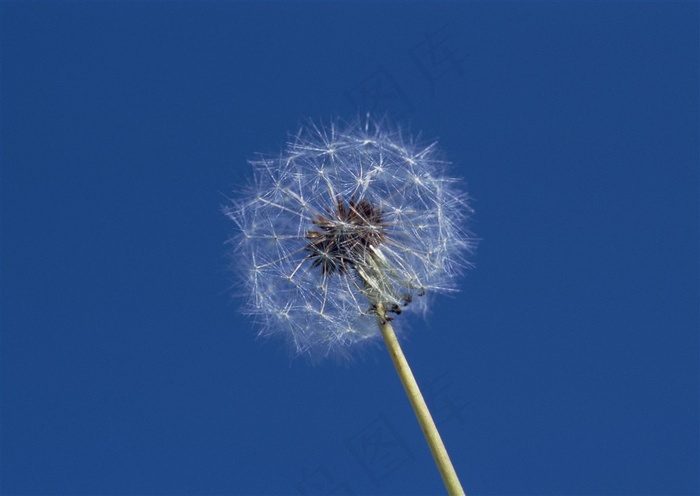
[304,196,388,277]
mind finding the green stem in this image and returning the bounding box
[375,303,466,496]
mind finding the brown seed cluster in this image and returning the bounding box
[305,197,388,276]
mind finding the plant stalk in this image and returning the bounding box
[375,303,466,496]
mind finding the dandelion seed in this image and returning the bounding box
[223,115,475,494]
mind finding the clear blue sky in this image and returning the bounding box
[2,2,698,495]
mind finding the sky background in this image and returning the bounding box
[2,2,698,495]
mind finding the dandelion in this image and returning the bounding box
[223,115,474,495]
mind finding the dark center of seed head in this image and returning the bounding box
[304,197,387,276]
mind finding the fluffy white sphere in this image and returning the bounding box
[223,116,474,360]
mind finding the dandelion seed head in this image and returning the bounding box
[223,116,475,361]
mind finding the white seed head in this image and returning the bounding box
[223,116,475,360]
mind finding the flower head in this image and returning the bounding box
[223,116,474,360]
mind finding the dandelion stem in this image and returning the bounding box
[375,303,466,496]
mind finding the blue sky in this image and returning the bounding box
[2,2,698,495]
